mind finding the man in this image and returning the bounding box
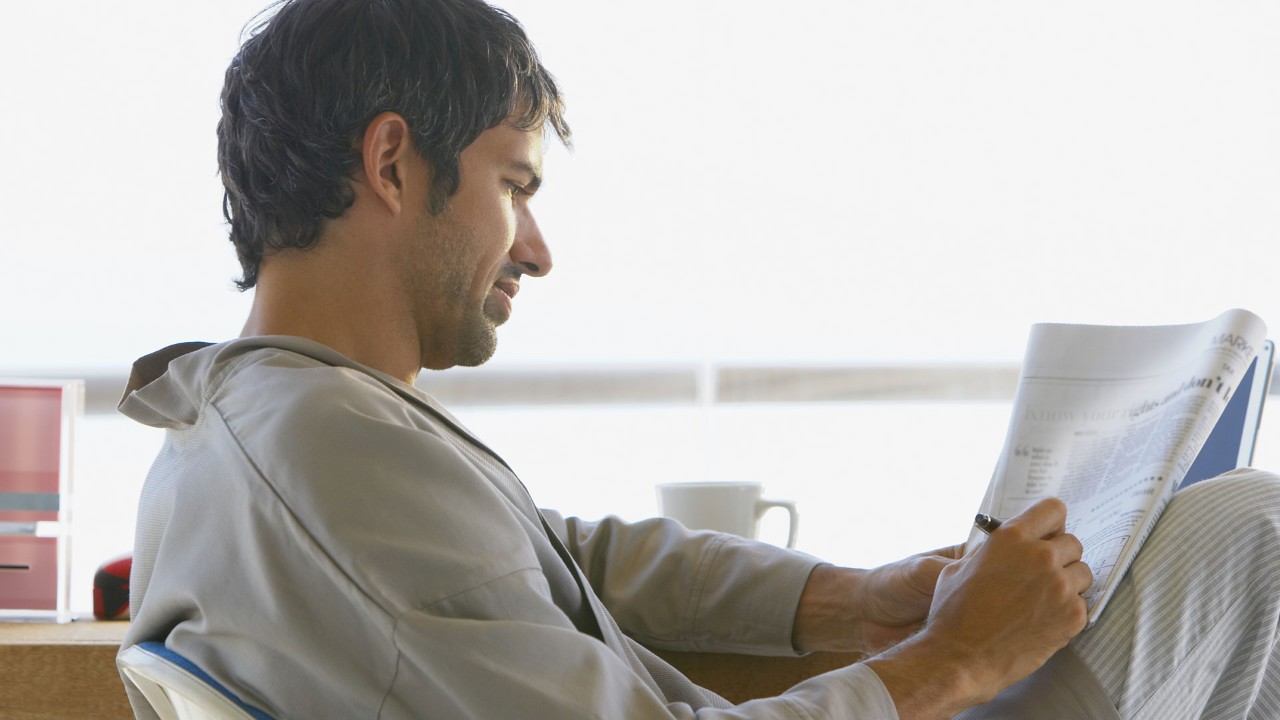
[119,0,1280,717]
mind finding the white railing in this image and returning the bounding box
[16,363,1277,415]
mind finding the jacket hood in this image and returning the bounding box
[117,341,217,429]
[117,337,419,430]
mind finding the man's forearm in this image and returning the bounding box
[792,564,870,653]
[863,634,989,720]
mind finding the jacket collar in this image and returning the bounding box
[119,336,513,473]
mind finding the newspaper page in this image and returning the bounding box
[970,309,1267,626]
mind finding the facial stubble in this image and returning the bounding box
[409,212,501,369]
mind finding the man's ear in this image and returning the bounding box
[360,112,419,216]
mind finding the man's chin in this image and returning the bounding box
[454,350,494,368]
[483,295,512,328]
[453,323,499,367]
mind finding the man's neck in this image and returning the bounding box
[241,253,425,385]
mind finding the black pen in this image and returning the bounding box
[973,513,1003,535]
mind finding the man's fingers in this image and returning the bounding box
[1001,497,1068,538]
[1046,532,1085,566]
[1066,560,1094,595]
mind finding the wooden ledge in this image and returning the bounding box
[651,648,864,704]
[0,620,132,720]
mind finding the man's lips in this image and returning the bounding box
[487,278,520,323]
[493,278,520,301]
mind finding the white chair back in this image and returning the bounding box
[118,642,269,720]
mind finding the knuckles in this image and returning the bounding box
[1029,545,1059,567]
[1047,571,1075,597]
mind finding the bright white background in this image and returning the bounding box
[3,1,1279,613]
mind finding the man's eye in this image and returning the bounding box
[507,182,528,198]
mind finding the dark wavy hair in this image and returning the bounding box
[218,0,571,290]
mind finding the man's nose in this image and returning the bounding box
[511,212,552,277]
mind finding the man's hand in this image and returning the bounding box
[864,498,1092,720]
[792,545,963,654]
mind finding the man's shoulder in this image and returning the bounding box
[206,342,546,604]
[186,340,516,543]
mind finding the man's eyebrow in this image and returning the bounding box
[509,160,542,192]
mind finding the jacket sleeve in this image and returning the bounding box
[543,511,823,656]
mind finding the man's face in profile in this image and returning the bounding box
[402,122,552,370]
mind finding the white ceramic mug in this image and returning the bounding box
[656,482,799,548]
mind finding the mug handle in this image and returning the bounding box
[754,499,799,549]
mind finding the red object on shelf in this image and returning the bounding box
[93,554,131,620]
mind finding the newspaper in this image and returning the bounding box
[969,309,1267,626]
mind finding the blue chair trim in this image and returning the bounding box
[137,642,274,720]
